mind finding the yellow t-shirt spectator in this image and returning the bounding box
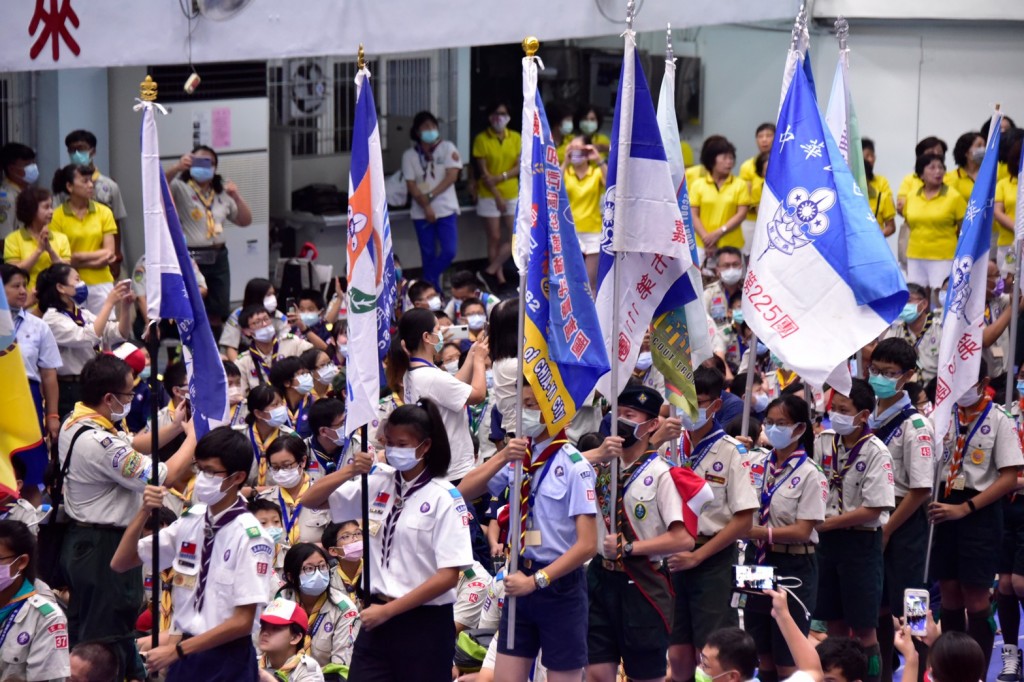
[680,141,694,169]
[556,137,571,165]
[943,167,975,204]
[739,156,758,184]
[564,165,605,235]
[690,175,751,250]
[3,227,71,292]
[998,161,1009,183]
[904,185,967,261]
[868,175,896,232]
[471,128,522,200]
[748,174,764,220]
[48,200,117,285]
[995,176,1017,245]
[686,164,708,189]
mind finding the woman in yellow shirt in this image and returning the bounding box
[945,131,984,200]
[4,187,69,299]
[740,151,769,256]
[48,164,117,314]
[994,135,1022,273]
[690,136,750,263]
[576,105,611,159]
[471,101,521,288]
[904,154,967,293]
[563,136,608,293]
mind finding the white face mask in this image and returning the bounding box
[227,385,244,405]
[386,443,422,472]
[326,426,346,448]
[109,394,132,422]
[427,295,442,312]
[720,267,744,286]
[520,408,546,438]
[444,361,459,375]
[753,392,770,413]
[635,351,653,372]
[262,405,290,428]
[466,314,487,331]
[192,471,229,506]
[270,465,303,489]
[263,295,278,313]
[295,373,315,395]
[317,364,339,384]
[252,325,276,343]
[828,411,861,436]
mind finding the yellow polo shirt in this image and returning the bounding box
[995,176,1017,246]
[690,174,751,250]
[943,167,975,204]
[564,165,605,234]
[48,201,117,285]
[905,185,967,261]
[868,175,896,230]
[680,141,694,169]
[3,227,71,291]
[472,128,522,200]
[739,156,758,184]
[998,161,1009,183]
[556,137,571,164]
[686,164,708,189]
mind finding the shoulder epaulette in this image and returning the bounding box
[911,416,926,429]
[569,452,583,463]
[30,596,55,616]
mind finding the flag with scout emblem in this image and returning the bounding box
[0,292,39,498]
[346,63,397,438]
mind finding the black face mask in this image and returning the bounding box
[617,419,643,449]
[863,159,874,181]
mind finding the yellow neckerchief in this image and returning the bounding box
[776,369,798,391]
[261,652,304,681]
[286,393,312,427]
[168,484,191,509]
[167,399,181,423]
[158,568,175,632]
[251,424,280,486]
[188,179,219,239]
[280,477,312,545]
[336,560,363,595]
[65,403,116,433]
[301,592,329,652]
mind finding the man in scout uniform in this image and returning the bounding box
[304,398,348,482]
[866,338,933,682]
[588,385,692,682]
[881,283,941,383]
[111,426,274,681]
[235,305,313,391]
[813,378,896,682]
[668,366,759,682]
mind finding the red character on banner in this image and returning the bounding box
[29,0,81,61]
[636,274,655,300]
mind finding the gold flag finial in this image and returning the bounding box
[357,44,365,70]
[522,36,539,57]
[140,75,158,102]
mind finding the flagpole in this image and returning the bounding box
[741,334,758,438]
[1006,240,1021,409]
[922,408,954,582]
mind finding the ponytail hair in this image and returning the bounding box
[386,398,451,478]
[386,308,437,390]
[766,393,815,454]
[245,385,278,426]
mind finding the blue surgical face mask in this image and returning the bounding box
[22,163,39,185]
[765,423,799,450]
[299,568,330,596]
[898,302,922,324]
[69,150,92,166]
[71,283,89,306]
[300,312,321,328]
[732,309,745,326]
[431,329,444,354]
[868,373,899,399]
[753,392,770,413]
[635,351,653,372]
[681,408,709,432]
[419,128,440,144]
[1017,380,1024,397]
[190,166,214,183]
[755,340,768,356]
[138,366,152,381]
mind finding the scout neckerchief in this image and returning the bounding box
[229,401,246,427]
[381,469,432,568]
[755,448,808,564]
[337,560,362,596]
[261,653,305,682]
[613,449,659,553]
[279,477,312,545]
[984,299,1003,325]
[188,179,219,239]
[60,304,86,328]
[249,339,280,383]
[167,486,190,509]
[302,591,329,652]
[519,433,569,553]
[287,394,312,432]
[776,369,799,392]
[828,429,875,513]
[945,396,993,498]
[875,403,919,445]
[0,581,36,648]
[158,568,175,632]
[194,497,248,610]
[249,424,279,486]
[65,402,117,433]
[901,312,934,349]
[309,436,343,475]
[686,428,726,472]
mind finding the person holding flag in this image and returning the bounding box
[927,113,1024,670]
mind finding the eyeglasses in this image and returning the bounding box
[696,397,717,407]
[762,420,794,428]
[301,563,328,575]
[335,533,360,544]
[192,464,228,477]
[269,463,301,474]
[867,366,904,380]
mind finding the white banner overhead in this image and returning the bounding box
[1,0,799,72]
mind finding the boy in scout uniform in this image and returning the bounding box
[813,378,895,682]
[668,367,759,682]
[928,359,1023,670]
[881,283,941,383]
[866,338,933,682]
[235,305,313,391]
[588,386,692,682]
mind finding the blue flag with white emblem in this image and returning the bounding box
[741,55,907,394]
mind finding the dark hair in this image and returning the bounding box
[308,398,345,437]
[248,497,281,517]
[576,431,604,452]
[282,542,331,594]
[861,137,875,153]
[407,280,436,305]
[871,337,918,373]
[904,380,924,402]
[51,163,95,196]
[223,360,242,379]
[705,627,758,679]
[755,122,776,136]
[144,506,179,532]
[80,355,132,406]
[70,641,119,681]
[0,520,36,582]
[460,297,486,315]
[724,414,762,442]
[35,263,76,313]
[765,394,815,454]
[1008,133,1023,177]
[716,246,743,264]
[238,303,269,330]
[385,399,451,478]
[245,385,279,426]
[195,426,253,477]
[179,145,224,193]
[915,153,945,178]
[0,263,29,286]
[701,136,737,173]
[817,636,867,681]
[298,288,325,311]
[450,271,478,292]
[386,308,437,387]
[929,631,985,682]
[702,354,729,377]
[321,520,359,548]
[574,105,603,131]
[434,311,451,323]
[489,299,519,362]
[65,129,98,149]
[486,100,511,117]
[242,278,274,309]
[842,377,876,414]
[694,366,725,399]
[729,372,762,399]
[266,434,307,467]
[952,131,983,168]
[915,136,948,158]
[269,356,304,397]
[14,186,52,226]
[981,115,1016,141]
[163,361,188,397]
[411,111,441,142]
[10,454,26,484]
[0,143,35,176]
[755,151,769,178]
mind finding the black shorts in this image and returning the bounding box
[814,528,884,629]
[930,487,1003,587]
[587,562,670,679]
[670,542,738,647]
[348,603,454,681]
[883,505,929,616]
[742,546,817,668]
[498,564,588,671]
[1000,495,1024,576]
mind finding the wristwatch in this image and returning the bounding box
[175,642,187,659]
[534,570,551,589]
[427,191,434,201]
[623,541,634,557]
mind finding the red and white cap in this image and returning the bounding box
[109,342,147,376]
[260,598,308,632]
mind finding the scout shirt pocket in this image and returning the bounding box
[770,477,806,527]
[405,501,439,556]
[628,481,657,528]
[965,425,996,473]
[300,507,330,544]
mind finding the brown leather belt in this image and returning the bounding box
[768,543,815,555]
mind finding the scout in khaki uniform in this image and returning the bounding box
[0,520,71,681]
[235,305,313,391]
[812,378,895,682]
[588,386,692,682]
[743,394,827,682]
[258,598,326,681]
[455,561,493,634]
[928,360,1024,670]
[881,283,941,383]
[668,367,759,682]
[867,338,933,682]
[982,259,1014,384]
